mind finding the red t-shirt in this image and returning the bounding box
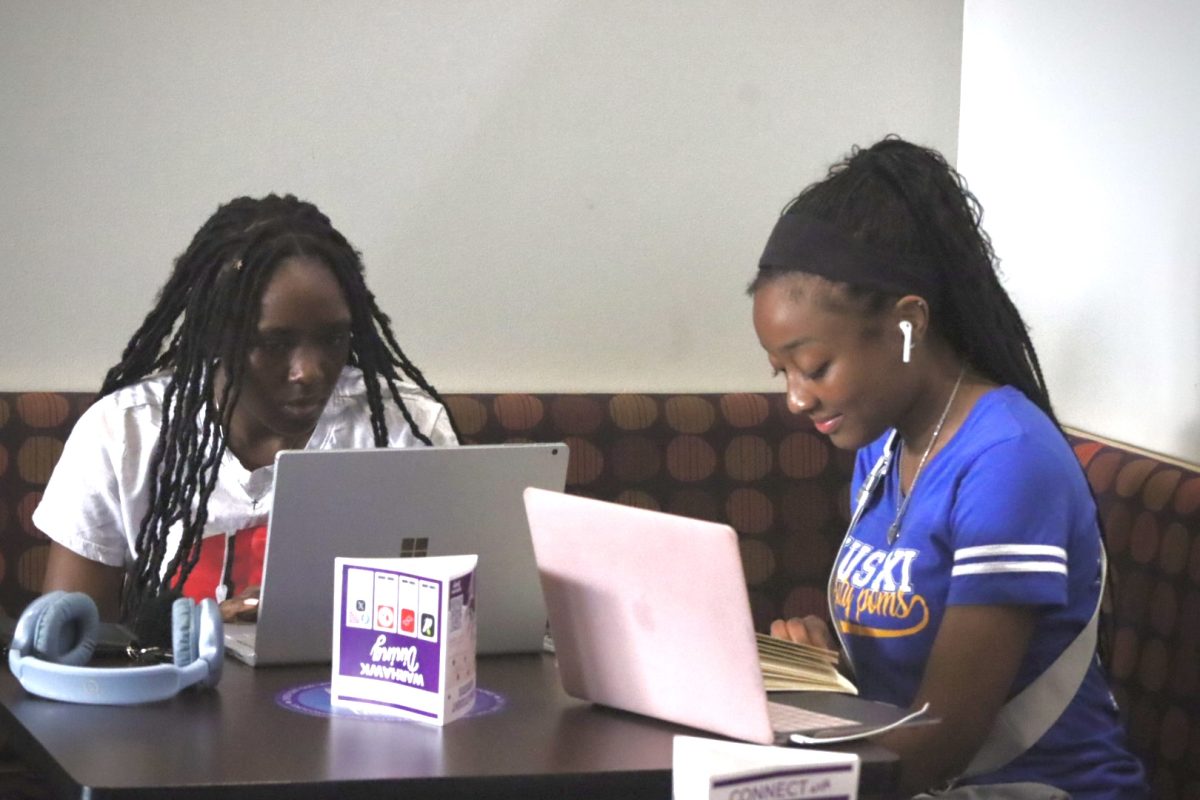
[179,524,268,601]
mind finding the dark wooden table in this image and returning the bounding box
[0,653,896,799]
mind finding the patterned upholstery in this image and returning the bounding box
[1,391,1197,797]
[444,393,855,634]
[1068,434,1200,799]
[0,393,92,618]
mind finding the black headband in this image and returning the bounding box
[758,213,940,299]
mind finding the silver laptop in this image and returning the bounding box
[523,487,921,745]
[225,443,569,666]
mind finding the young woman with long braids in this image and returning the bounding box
[35,194,457,638]
[753,139,1145,797]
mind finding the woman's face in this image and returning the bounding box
[226,256,352,457]
[752,273,909,451]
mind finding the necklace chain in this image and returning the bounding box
[887,368,966,545]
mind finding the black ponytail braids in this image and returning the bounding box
[754,136,1057,426]
[753,137,1118,660]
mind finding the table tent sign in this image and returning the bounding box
[673,735,860,800]
[331,555,478,725]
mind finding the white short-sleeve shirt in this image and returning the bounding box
[33,366,457,572]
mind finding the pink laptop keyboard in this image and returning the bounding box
[767,700,856,734]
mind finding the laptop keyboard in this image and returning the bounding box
[767,700,856,734]
[225,626,256,647]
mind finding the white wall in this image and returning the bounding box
[0,1,962,394]
[959,0,1200,463]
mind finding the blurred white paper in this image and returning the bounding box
[673,735,859,800]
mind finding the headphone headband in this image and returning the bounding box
[9,656,212,705]
[8,592,223,705]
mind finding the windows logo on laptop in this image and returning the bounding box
[400,537,430,558]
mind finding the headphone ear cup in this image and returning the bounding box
[171,598,200,668]
[31,592,100,667]
[196,599,224,688]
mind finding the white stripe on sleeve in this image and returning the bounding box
[951,561,1069,577]
[954,544,1067,562]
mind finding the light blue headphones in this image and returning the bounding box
[8,591,223,705]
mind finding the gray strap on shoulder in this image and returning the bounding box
[959,547,1106,780]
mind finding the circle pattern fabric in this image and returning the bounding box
[2,390,1198,798]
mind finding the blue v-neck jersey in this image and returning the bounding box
[833,386,1145,797]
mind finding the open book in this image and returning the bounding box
[756,633,857,694]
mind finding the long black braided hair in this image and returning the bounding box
[752,136,1113,661]
[101,194,458,633]
[753,136,1056,426]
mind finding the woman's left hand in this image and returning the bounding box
[769,615,835,650]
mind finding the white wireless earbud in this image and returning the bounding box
[899,320,913,364]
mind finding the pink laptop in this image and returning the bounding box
[523,488,917,745]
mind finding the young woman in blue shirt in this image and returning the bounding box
[753,137,1145,798]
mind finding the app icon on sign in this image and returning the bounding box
[401,608,415,633]
[421,613,436,638]
[376,605,395,630]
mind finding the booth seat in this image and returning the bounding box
[1,391,1197,798]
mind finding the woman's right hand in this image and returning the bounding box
[219,586,261,623]
[769,615,834,650]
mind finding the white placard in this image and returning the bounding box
[331,554,478,726]
[673,735,859,800]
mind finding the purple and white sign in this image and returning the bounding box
[331,555,478,725]
[337,565,444,694]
